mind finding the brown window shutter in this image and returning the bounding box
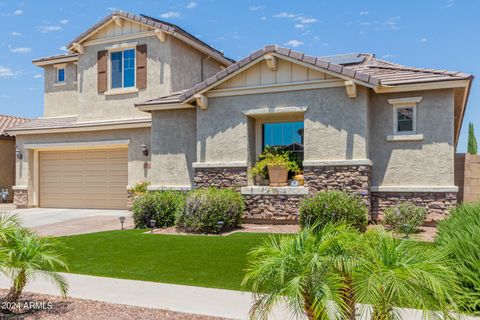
[97,50,108,93]
[136,44,147,89]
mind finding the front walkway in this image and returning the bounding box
[0,273,476,320]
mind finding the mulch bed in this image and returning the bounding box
[152,223,300,236]
[0,290,227,320]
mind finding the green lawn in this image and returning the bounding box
[59,230,271,291]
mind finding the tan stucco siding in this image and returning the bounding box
[0,139,15,201]
[170,38,202,92]
[196,87,368,163]
[369,89,455,187]
[150,109,196,187]
[15,128,150,206]
[44,63,78,118]
[76,36,168,121]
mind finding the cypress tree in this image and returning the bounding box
[467,122,478,155]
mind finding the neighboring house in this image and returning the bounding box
[0,115,30,202]
[8,12,473,222]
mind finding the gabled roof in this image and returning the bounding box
[66,11,234,66]
[0,115,30,137]
[137,45,472,107]
[32,53,78,66]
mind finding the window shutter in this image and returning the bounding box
[136,44,147,89]
[97,50,108,93]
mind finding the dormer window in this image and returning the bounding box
[110,48,135,89]
[55,64,66,83]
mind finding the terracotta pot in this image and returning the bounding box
[267,165,289,186]
[293,174,305,186]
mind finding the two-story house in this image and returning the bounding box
[9,12,473,223]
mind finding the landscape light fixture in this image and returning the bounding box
[119,216,126,230]
[150,219,156,233]
[217,221,225,235]
[141,144,149,157]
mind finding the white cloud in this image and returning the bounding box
[381,54,395,59]
[274,12,298,18]
[260,16,267,21]
[59,19,69,25]
[107,7,119,12]
[160,11,180,19]
[9,46,31,54]
[11,31,22,36]
[360,11,369,15]
[294,24,304,29]
[38,25,63,33]
[0,66,17,78]
[33,74,42,79]
[420,37,428,43]
[249,5,265,11]
[383,16,400,30]
[446,0,455,7]
[294,16,317,24]
[284,40,303,47]
[186,2,197,9]
[59,46,67,51]
[13,9,22,15]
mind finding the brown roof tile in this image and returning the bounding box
[0,115,30,136]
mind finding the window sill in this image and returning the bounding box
[53,82,66,87]
[386,134,424,142]
[104,88,139,96]
[241,186,309,196]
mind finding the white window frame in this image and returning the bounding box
[388,97,422,135]
[73,62,78,84]
[108,45,136,91]
[54,63,66,84]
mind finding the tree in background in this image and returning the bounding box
[468,122,478,154]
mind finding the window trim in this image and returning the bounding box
[73,62,78,84]
[54,63,66,84]
[107,46,136,91]
[388,96,422,136]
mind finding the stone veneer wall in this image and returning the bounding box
[193,167,248,190]
[371,192,457,222]
[304,165,372,208]
[243,193,306,223]
[13,189,28,208]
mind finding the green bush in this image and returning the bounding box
[436,202,480,313]
[383,202,426,237]
[299,190,368,232]
[176,188,244,234]
[132,191,186,229]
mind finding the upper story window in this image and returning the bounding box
[55,65,65,83]
[263,121,304,157]
[388,97,423,135]
[110,48,135,89]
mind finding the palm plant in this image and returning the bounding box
[242,224,358,320]
[354,229,459,320]
[0,214,20,243]
[2,229,69,303]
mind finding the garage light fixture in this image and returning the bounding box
[141,144,149,157]
[15,148,22,160]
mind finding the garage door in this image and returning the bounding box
[39,149,128,209]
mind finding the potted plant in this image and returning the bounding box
[250,149,300,186]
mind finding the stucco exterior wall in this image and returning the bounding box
[150,109,196,187]
[76,36,168,121]
[44,63,78,118]
[15,127,151,206]
[196,86,369,163]
[0,139,15,201]
[369,89,455,187]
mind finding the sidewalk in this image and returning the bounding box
[0,273,477,320]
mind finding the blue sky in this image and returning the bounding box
[0,0,477,151]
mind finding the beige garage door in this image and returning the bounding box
[39,149,128,209]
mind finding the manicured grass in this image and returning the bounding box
[59,230,272,291]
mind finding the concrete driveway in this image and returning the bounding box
[6,207,133,237]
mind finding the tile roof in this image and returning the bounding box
[66,12,234,65]
[136,45,472,107]
[7,116,152,133]
[32,53,78,65]
[0,115,30,137]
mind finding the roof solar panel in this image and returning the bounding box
[320,53,365,65]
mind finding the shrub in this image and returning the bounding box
[132,191,186,229]
[176,188,244,234]
[131,181,150,196]
[436,202,480,313]
[299,190,368,232]
[383,202,427,237]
